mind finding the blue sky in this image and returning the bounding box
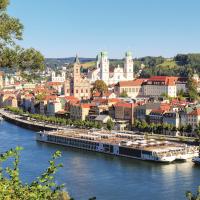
[8,0,200,58]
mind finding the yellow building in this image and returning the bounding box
[64,55,91,100]
[70,103,91,121]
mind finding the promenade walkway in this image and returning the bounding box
[0,109,64,131]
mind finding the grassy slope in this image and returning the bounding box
[157,60,177,69]
[80,61,96,69]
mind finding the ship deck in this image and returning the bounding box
[42,129,197,153]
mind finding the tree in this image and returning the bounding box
[185,124,193,133]
[92,80,108,96]
[106,119,114,130]
[35,93,46,101]
[187,76,199,101]
[0,147,71,200]
[186,186,200,200]
[119,90,128,98]
[0,0,44,73]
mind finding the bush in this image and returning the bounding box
[0,147,71,200]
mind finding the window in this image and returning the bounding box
[76,90,78,93]
[81,89,83,93]
[86,89,88,93]
[76,69,78,73]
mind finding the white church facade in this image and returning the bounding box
[51,71,66,82]
[88,51,134,85]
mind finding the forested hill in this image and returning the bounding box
[45,54,200,78]
[45,57,95,68]
[137,53,200,78]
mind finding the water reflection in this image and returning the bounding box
[0,121,200,200]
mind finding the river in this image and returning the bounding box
[0,120,199,200]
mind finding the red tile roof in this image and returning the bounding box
[118,79,147,87]
[160,103,171,111]
[188,108,200,116]
[81,103,92,108]
[108,98,121,103]
[114,102,135,108]
[71,103,91,109]
[47,82,64,86]
[93,91,101,97]
[147,76,178,86]
[44,95,57,101]
[150,109,165,114]
[92,98,108,104]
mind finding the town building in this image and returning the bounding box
[143,76,187,98]
[114,102,134,121]
[148,110,165,124]
[51,71,66,82]
[134,103,164,121]
[187,108,200,130]
[163,111,180,128]
[114,79,146,98]
[46,100,62,116]
[70,103,91,121]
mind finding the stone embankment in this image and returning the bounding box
[0,109,64,131]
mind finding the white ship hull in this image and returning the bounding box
[192,157,200,164]
[36,132,183,163]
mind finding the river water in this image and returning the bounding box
[0,120,199,200]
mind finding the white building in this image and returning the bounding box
[51,71,66,82]
[47,99,62,116]
[115,76,187,98]
[88,51,134,85]
[143,76,178,98]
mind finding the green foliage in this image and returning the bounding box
[134,119,177,134]
[187,76,199,101]
[136,56,165,68]
[0,0,23,45]
[92,80,108,95]
[175,54,200,72]
[35,93,46,101]
[0,0,44,72]
[106,119,114,130]
[185,124,193,133]
[119,90,128,98]
[138,54,200,78]
[0,147,71,200]
[5,106,103,130]
[186,186,200,200]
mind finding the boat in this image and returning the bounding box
[192,156,200,164]
[36,129,198,163]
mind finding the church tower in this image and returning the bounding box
[124,51,134,80]
[73,54,81,81]
[100,51,109,84]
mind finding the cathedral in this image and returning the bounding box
[88,51,134,85]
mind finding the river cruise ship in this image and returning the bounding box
[36,129,198,163]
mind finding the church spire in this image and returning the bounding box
[74,54,80,64]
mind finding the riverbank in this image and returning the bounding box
[0,108,199,145]
[0,109,63,131]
